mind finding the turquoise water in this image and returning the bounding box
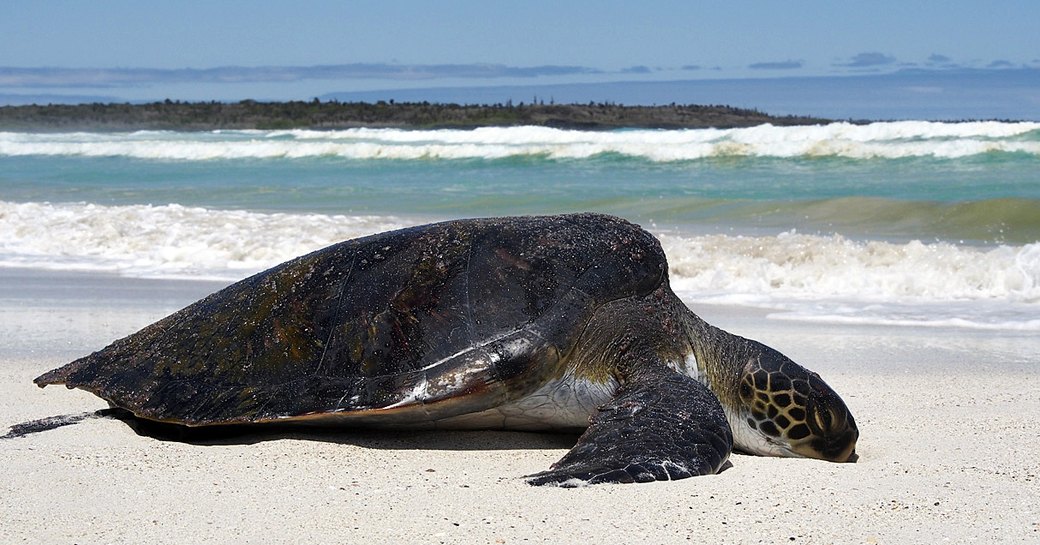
[1,123,1038,330]
[3,144,1038,242]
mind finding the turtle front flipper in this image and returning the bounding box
[525,363,732,486]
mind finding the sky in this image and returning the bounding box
[1,0,1038,111]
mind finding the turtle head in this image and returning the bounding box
[730,346,858,463]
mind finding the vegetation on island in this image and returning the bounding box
[0,99,830,131]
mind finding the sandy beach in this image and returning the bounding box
[1,268,1037,544]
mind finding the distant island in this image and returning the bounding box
[0,100,830,131]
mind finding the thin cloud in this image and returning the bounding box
[680,64,702,71]
[748,60,803,70]
[835,52,897,68]
[923,53,962,69]
[0,64,601,88]
[620,65,653,74]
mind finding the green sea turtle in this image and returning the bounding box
[31,213,857,485]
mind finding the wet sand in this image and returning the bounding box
[1,269,1037,544]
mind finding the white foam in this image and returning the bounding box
[661,231,1040,303]
[661,230,1040,331]
[766,309,1040,331]
[2,121,1038,161]
[2,200,1037,330]
[0,200,409,280]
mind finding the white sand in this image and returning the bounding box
[1,269,1038,544]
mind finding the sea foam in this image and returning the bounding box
[660,231,1039,303]
[658,230,1040,330]
[2,200,1037,330]
[2,121,1038,161]
[0,201,403,280]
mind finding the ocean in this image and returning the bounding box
[1,121,1038,332]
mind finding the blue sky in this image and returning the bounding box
[1,0,1038,106]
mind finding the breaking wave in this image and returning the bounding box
[0,200,404,280]
[659,230,1039,303]
[2,121,1039,161]
[2,200,1037,330]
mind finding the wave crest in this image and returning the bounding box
[660,231,1039,303]
[2,121,1038,161]
[0,201,403,279]
[3,200,1037,327]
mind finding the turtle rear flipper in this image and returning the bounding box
[525,362,732,486]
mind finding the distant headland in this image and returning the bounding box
[0,100,830,131]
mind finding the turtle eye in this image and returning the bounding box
[811,405,838,433]
[814,408,831,430]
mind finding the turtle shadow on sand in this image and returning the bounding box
[3,408,579,451]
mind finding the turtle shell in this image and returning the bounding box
[36,213,668,426]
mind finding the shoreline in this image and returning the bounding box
[2,267,1038,543]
